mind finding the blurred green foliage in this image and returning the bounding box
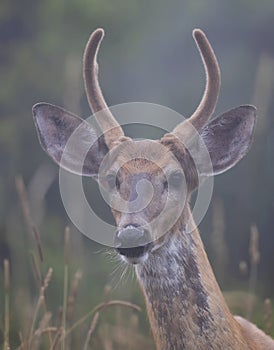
[1,0,274,347]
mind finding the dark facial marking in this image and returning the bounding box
[161,136,199,192]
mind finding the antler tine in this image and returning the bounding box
[172,29,221,138]
[83,28,125,148]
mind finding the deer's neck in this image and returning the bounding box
[136,214,248,350]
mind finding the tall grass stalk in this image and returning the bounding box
[30,251,42,286]
[246,224,260,320]
[252,53,274,136]
[83,312,100,350]
[67,269,82,322]
[4,259,10,350]
[61,227,70,350]
[50,330,62,350]
[31,224,44,263]
[264,298,273,335]
[28,268,53,349]
[66,300,141,337]
[15,176,33,231]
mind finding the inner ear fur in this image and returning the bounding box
[33,103,109,177]
[200,105,256,175]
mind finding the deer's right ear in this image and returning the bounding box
[33,103,108,177]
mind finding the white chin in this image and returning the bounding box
[121,252,149,265]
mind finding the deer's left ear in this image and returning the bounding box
[199,105,256,176]
[33,103,108,177]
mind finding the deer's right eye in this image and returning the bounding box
[106,174,119,190]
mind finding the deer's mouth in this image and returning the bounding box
[114,225,153,264]
[116,243,152,264]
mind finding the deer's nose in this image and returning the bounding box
[114,225,152,259]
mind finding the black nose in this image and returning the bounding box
[115,225,152,258]
[115,226,150,248]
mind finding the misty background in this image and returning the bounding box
[1,0,274,348]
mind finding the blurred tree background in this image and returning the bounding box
[1,0,274,348]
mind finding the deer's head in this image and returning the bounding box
[33,29,256,264]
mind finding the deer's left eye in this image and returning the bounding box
[168,172,184,188]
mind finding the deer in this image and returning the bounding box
[32,28,274,349]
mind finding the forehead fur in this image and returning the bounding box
[109,139,180,171]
